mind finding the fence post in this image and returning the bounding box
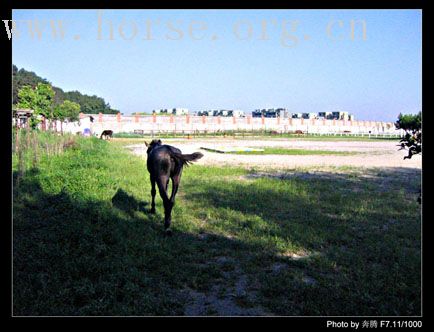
[42,116,47,131]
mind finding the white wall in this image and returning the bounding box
[63,114,403,136]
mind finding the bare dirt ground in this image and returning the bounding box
[126,138,422,170]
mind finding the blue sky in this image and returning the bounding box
[12,9,421,121]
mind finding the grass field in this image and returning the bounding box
[13,133,421,316]
[110,134,400,146]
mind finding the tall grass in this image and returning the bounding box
[12,129,78,182]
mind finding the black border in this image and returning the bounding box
[3,0,431,328]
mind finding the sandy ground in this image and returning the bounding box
[126,138,422,170]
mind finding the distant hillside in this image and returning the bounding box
[12,65,120,114]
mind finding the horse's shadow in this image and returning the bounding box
[111,188,148,216]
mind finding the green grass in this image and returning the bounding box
[218,147,359,156]
[112,132,144,138]
[13,133,421,316]
[109,131,400,143]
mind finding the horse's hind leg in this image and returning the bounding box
[169,174,181,203]
[163,200,174,233]
[150,177,156,214]
[156,177,173,232]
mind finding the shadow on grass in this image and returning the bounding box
[184,167,420,244]
[13,170,276,316]
[180,167,421,315]
[111,188,148,216]
[13,167,421,316]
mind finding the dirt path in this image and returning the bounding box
[126,138,422,170]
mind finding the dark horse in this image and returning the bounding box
[145,139,203,234]
[100,130,113,140]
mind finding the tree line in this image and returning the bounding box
[13,65,119,115]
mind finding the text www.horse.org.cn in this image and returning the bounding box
[3,11,367,48]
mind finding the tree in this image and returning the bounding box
[13,66,50,105]
[54,100,81,133]
[16,86,36,109]
[17,83,55,129]
[35,83,55,119]
[395,112,421,160]
[395,112,422,204]
[395,112,421,133]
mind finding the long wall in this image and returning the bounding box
[71,113,402,136]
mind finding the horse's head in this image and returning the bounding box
[145,139,162,154]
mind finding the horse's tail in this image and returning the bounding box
[171,152,204,166]
[100,132,104,139]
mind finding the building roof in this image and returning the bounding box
[15,108,34,114]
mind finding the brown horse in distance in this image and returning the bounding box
[145,139,203,234]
